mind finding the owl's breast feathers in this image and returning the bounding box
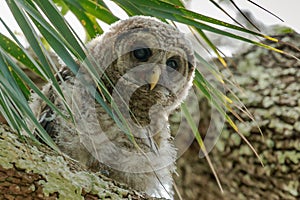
[32,66,168,151]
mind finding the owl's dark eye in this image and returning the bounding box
[166,58,179,71]
[133,48,152,62]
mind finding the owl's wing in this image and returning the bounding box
[29,67,73,139]
[36,90,56,137]
[28,84,55,139]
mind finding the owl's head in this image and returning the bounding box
[87,16,195,121]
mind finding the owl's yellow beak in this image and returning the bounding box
[148,66,161,90]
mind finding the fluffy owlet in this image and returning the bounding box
[30,16,195,198]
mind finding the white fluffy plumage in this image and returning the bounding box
[30,16,195,199]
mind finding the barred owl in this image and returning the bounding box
[30,16,195,198]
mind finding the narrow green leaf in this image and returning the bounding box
[0,81,58,150]
[8,0,86,121]
[30,18,79,74]
[0,18,47,79]
[209,0,244,28]
[135,5,272,47]
[161,0,183,6]
[0,48,68,122]
[94,0,110,10]
[33,0,86,58]
[113,0,144,16]
[0,90,24,134]
[181,102,223,193]
[53,0,70,15]
[195,28,227,67]
[124,0,270,38]
[10,70,30,99]
[6,0,53,77]
[0,51,56,147]
[64,0,119,24]
[65,1,103,39]
[6,0,68,101]
[195,52,225,84]
[15,0,85,61]
[0,32,42,77]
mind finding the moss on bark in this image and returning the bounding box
[0,125,163,200]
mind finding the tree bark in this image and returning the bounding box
[0,125,163,200]
[174,32,300,199]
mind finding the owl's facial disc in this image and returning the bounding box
[104,24,195,124]
[117,47,191,96]
[113,45,190,100]
[114,58,190,113]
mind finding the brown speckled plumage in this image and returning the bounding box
[30,16,195,198]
